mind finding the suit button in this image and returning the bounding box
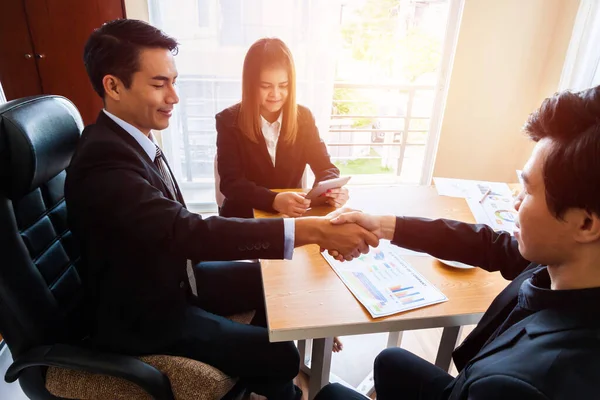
[180,281,185,288]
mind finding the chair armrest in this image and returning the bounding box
[5,343,174,400]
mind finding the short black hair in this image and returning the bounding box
[524,86,600,219]
[83,19,178,98]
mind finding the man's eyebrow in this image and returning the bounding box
[151,75,171,81]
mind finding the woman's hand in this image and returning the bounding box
[272,192,311,217]
[324,187,349,208]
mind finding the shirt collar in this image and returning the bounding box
[103,109,157,161]
[260,112,283,131]
[518,266,600,312]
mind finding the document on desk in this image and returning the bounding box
[433,177,513,199]
[466,194,518,235]
[322,242,448,318]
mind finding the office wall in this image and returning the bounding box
[432,0,580,182]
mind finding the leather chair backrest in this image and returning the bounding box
[0,95,84,359]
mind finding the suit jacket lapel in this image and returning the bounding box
[466,318,529,367]
[466,307,600,369]
[274,113,292,170]
[97,112,154,164]
[96,112,186,206]
[274,131,288,170]
[255,130,276,169]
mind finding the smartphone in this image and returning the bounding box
[305,176,351,200]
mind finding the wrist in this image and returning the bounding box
[380,215,396,240]
[294,217,324,247]
[272,193,282,212]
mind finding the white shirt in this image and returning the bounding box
[103,109,157,161]
[261,112,283,166]
[102,109,295,259]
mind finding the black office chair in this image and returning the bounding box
[0,95,249,400]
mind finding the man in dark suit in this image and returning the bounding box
[316,86,600,399]
[65,19,378,400]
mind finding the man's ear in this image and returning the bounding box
[573,209,600,244]
[102,75,123,101]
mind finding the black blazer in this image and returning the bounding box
[65,112,286,354]
[216,103,339,218]
[393,217,600,399]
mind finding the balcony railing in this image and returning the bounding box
[165,77,436,206]
[328,82,435,183]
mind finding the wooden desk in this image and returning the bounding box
[256,186,510,398]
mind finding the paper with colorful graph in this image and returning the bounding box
[322,242,448,318]
[466,194,519,235]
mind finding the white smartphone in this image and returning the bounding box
[305,176,351,200]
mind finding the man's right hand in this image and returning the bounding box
[273,192,311,217]
[323,211,396,261]
[329,211,396,240]
[295,217,380,260]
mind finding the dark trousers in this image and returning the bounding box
[315,348,453,400]
[166,261,301,400]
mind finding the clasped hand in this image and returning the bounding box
[318,208,389,261]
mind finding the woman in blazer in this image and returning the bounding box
[216,38,349,220]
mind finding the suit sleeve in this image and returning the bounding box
[466,375,549,400]
[392,217,530,280]
[302,108,340,186]
[68,142,285,261]
[215,113,278,212]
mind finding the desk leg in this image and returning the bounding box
[308,337,334,400]
[298,339,313,375]
[386,331,403,348]
[434,326,462,372]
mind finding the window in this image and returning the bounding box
[197,0,210,27]
[330,0,457,185]
[218,0,244,45]
[559,0,600,90]
[218,0,264,46]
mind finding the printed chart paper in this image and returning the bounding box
[322,242,448,318]
[466,195,518,235]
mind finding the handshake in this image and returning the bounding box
[295,208,397,261]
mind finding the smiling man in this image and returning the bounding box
[65,19,378,400]
[316,86,600,399]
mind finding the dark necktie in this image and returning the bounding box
[155,146,196,294]
[154,145,177,200]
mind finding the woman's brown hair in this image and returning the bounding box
[238,38,298,144]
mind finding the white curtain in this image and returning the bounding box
[559,0,600,91]
[148,0,342,210]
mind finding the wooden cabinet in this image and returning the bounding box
[0,0,125,124]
